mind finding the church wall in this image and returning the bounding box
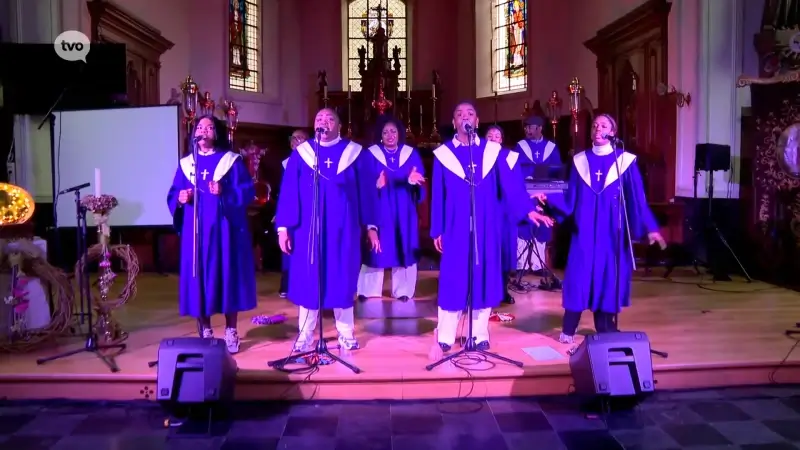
[470,0,652,128]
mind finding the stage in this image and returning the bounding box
[0,269,799,401]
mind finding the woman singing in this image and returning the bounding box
[540,114,666,344]
[357,115,425,302]
[166,115,257,353]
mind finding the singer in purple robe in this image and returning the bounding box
[166,115,257,354]
[276,108,381,352]
[515,115,562,273]
[540,114,666,344]
[357,116,425,302]
[431,102,553,353]
[278,129,309,298]
[485,125,515,305]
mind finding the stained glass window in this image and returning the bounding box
[229,0,260,92]
[346,0,408,92]
[493,0,527,93]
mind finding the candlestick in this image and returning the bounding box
[94,168,101,197]
[347,85,351,99]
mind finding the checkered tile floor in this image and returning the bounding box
[2,385,800,449]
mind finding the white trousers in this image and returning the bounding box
[356,264,418,298]
[436,307,492,346]
[518,238,547,271]
[297,306,355,341]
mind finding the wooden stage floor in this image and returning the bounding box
[1,269,799,401]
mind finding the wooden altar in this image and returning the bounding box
[314,13,442,237]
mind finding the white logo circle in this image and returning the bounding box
[54,30,91,62]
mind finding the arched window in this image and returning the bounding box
[344,0,408,92]
[492,0,527,93]
[229,0,260,92]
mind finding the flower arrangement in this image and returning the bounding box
[4,276,30,335]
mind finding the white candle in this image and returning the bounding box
[323,86,328,98]
[432,84,436,98]
[347,85,351,99]
[94,168,101,196]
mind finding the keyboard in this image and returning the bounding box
[526,180,568,195]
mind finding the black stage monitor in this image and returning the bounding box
[0,43,128,114]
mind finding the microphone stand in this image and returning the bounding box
[610,139,668,359]
[192,137,206,338]
[427,127,524,371]
[268,130,361,374]
[37,186,126,372]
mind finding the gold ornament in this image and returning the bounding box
[0,184,34,225]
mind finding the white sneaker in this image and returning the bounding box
[202,328,214,339]
[293,333,313,353]
[559,333,574,344]
[338,334,360,350]
[224,328,240,354]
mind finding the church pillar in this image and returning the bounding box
[673,0,743,199]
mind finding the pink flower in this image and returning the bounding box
[13,301,28,313]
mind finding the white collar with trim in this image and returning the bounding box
[317,136,342,147]
[450,136,481,147]
[592,143,614,156]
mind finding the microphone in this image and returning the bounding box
[602,134,622,144]
[192,135,204,143]
[315,127,327,134]
[462,121,474,133]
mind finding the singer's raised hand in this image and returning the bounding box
[209,181,221,195]
[178,189,193,204]
[408,166,425,185]
[531,192,547,203]
[278,230,292,254]
[376,170,387,189]
[528,210,554,227]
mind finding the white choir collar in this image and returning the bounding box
[592,143,614,156]
[198,149,215,156]
[451,136,481,147]
[528,137,544,144]
[317,136,342,147]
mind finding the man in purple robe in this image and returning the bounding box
[276,108,381,352]
[431,102,553,353]
[357,116,425,302]
[278,129,309,299]
[485,125,516,305]
[540,114,666,344]
[515,116,562,274]
[167,115,257,354]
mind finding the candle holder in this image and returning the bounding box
[181,76,199,125]
[546,90,562,138]
[199,91,215,117]
[567,77,583,135]
[222,100,239,143]
[405,90,414,141]
[346,87,353,139]
[79,194,124,343]
[429,90,441,142]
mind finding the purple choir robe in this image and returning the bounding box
[280,157,291,272]
[501,148,525,273]
[431,138,534,312]
[167,150,258,318]
[362,144,424,268]
[516,138,562,242]
[549,149,658,314]
[275,138,377,310]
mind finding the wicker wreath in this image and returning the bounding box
[74,243,139,310]
[0,239,74,353]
